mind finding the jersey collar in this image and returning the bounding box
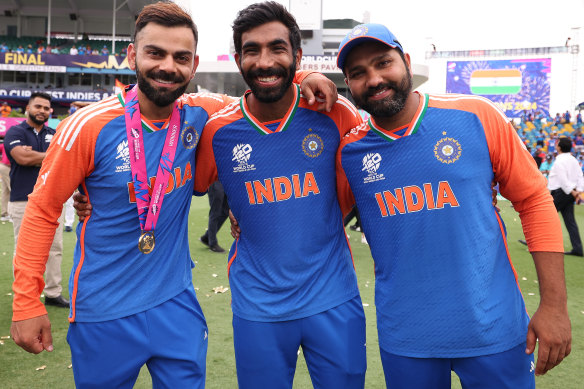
[368,92,428,143]
[240,84,300,135]
[117,86,170,133]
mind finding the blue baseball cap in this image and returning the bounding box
[336,23,403,71]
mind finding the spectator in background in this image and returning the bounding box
[120,47,127,57]
[4,92,69,308]
[200,181,229,253]
[68,102,78,116]
[77,45,86,55]
[534,110,544,127]
[577,112,582,129]
[554,113,562,126]
[101,45,110,56]
[532,146,546,168]
[0,42,8,53]
[36,45,45,54]
[536,129,545,147]
[548,136,584,257]
[344,205,362,232]
[539,154,554,178]
[69,45,78,55]
[0,129,10,222]
[1,101,11,117]
[26,44,33,54]
[91,47,99,55]
[564,110,571,124]
[546,132,558,154]
[51,46,59,54]
[16,45,24,53]
[573,131,584,153]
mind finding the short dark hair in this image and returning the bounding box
[558,137,573,153]
[232,1,301,56]
[133,1,198,46]
[29,92,51,104]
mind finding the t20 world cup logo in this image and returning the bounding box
[362,152,385,183]
[232,143,255,172]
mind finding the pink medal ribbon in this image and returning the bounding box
[124,85,181,254]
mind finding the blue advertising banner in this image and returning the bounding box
[0,87,114,102]
[446,58,551,118]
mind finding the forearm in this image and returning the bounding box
[12,198,62,321]
[13,151,46,166]
[531,252,568,308]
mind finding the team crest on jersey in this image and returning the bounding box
[348,25,369,39]
[362,152,385,183]
[181,126,199,149]
[434,137,462,164]
[115,139,131,172]
[232,143,256,173]
[45,134,54,143]
[302,133,324,158]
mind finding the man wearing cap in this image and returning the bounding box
[334,23,571,388]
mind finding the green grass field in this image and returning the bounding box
[0,196,582,388]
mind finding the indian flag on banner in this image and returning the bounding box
[469,69,522,95]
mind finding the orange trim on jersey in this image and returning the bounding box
[428,93,563,253]
[336,123,369,217]
[299,95,362,139]
[193,101,241,194]
[227,237,238,278]
[69,182,91,323]
[142,115,170,132]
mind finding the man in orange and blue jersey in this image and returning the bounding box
[335,23,571,388]
[9,2,334,388]
[194,2,366,388]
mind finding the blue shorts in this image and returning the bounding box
[233,295,367,389]
[380,342,535,389]
[67,287,208,389]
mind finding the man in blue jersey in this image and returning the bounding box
[334,23,571,388]
[194,2,366,388]
[11,2,335,388]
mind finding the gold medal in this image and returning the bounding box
[138,231,155,254]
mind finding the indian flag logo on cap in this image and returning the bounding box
[469,69,522,95]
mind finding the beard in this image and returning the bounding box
[353,67,413,118]
[135,62,189,107]
[240,57,297,103]
[28,112,48,125]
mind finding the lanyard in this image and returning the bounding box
[123,85,180,252]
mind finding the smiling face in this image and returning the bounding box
[344,41,412,119]
[127,22,199,108]
[235,21,301,104]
